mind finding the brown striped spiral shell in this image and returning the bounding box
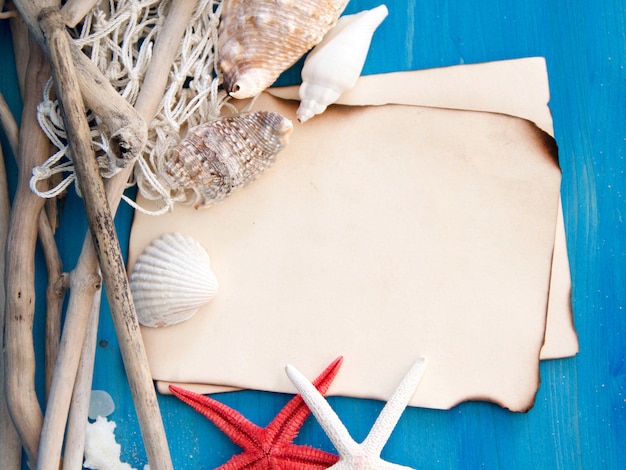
[158,111,293,208]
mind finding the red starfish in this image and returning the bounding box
[169,357,343,469]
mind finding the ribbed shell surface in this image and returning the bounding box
[130,233,219,328]
[159,111,293,208]
[218,0,349,98]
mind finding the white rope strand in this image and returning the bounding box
[33,0,227,214]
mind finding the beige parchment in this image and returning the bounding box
[128,58,577,411]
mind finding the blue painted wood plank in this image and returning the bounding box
[1,0,625,468]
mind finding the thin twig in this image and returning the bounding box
[36,7,173,469]
[0,91,19,157]
[38,210,68,397]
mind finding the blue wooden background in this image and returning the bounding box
[1,0,625,468]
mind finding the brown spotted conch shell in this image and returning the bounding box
[218,0,350,98]
[130,233,219,328]
[158,111,293,208]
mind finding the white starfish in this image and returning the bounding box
[285,357,427,470]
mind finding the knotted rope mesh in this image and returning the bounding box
[32,0,235,213]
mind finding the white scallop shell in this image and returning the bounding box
[130,233,218,328]
[297,4,389,123]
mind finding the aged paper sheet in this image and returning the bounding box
[128,58,577,411]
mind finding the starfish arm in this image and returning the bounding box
[266,356,343,445]
[327,457,415,469]
[362,356,427,456]
[169,385,265,451]
[271,443,340,469]
[285,364,359,458]
[217,452,265,470]
[171,358,346,468]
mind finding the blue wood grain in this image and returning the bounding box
[1,0,625,468]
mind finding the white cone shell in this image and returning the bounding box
[297,4,389,122]
[130,233,219,328]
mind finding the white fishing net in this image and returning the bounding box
[32,0,236,213]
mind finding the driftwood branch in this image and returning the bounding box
[2,21,64,468]
[1,142,22,470]
[62,293,101,470]
[37,234,103,469]
[0,91,19,157]
[4,9,66,408]
[35,0,199,467]
[36,7,172,469]
[10,14,30,95]
[38,210,68,396]
[12,0,148,164]
[60,0,98,28]
[3,32,51,467]
[7,0,199,466]
[6,0,151,465]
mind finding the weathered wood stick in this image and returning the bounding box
[38,210,68,397]
[0,91,66,399]
[5,14,67,403]
[9,14,30,95]
[0,92,19,156]
[0,142,22,470]
[60,0,98,28]
[13,0,148,164]
[36,7,173,470]
[36,0,199,466]
[8,0,198,466]
[3,20,64,468]
[3,33,52,466]
[36,232,102,469]
[133,0,201,121]
[62,292,101,470]
[0,10,18,19]
[8,0,146,463]
[69,44,147,164]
